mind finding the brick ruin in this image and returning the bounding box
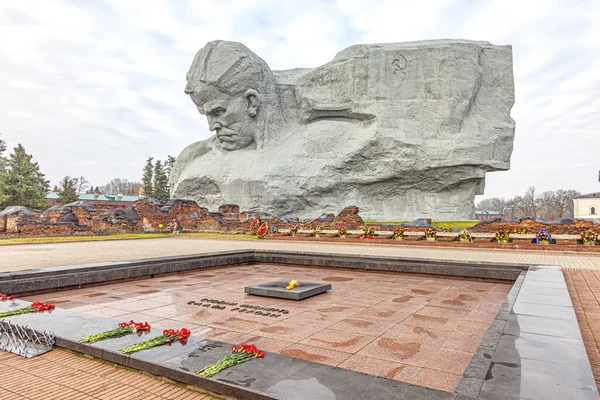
[0,199,365,236]
[470,217,597,235]
[0,199,597,238]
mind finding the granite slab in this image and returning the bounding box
[0,299,456,399]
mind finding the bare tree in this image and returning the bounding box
[476,197,508,213]
[100,178,142,196]
[537,191,557,220]
[72,176,89,194]
[513,186,538,217]
[538,189,581,220]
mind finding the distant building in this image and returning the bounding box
[46,192,140,208]
[475,210,508,221]
[574,192,600,221]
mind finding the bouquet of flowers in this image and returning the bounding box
[79,320,151,344]
[0,293,15,301]
[495,229,510,243]
[458,229,472,242]
[536,228,551,244]
[196,343,265,377]
[581,230,598,245]
[120,327,191,355]
[392,226,404,240]
[424,228,437,239]
[313,226,323,237]
[338,227,347,237]
[290,225,299,236]
[513,226,528,234]
[0,301,55,318]
[439,227,452,233]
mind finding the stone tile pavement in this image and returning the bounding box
[3,237,600,396]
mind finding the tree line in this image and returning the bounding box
[0,134,49,210]
[141,156,176,204]
[1,133,176,210]
[476,186,581,221]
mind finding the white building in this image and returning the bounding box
[574,192,600,221]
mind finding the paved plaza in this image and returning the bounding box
[2,237,600,398]
[2,236,600,272]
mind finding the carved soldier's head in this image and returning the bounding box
[184,41,283,151]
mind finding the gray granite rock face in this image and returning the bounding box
[171,39,515,220]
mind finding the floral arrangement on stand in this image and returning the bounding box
[581,230,599,245]
[256,222,268,239]
[391,226,404,240]
[78,320,151,344]
[313,226,323,238]
[496,230,510,243]
[536,228,552,244]
[0,301,55,318]
[0,293,15,301]
[424,228,437,241]
[300,219,311,230]
[196,343,265,377]
[458,229,472,243]
[337,227,347,238]
[120,327,191,355]
[513,226,528,234]
[249,216,261,235]
[361,226,375,239]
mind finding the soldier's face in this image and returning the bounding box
[191,89,256,151]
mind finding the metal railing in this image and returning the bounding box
[0,320,55,358]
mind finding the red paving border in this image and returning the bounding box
[565,270,600,388]
[0,347,226,400]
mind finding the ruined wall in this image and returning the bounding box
[471,219,596,234]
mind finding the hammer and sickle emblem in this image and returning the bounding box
[391,54,408,75]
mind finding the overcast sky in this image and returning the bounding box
[0,0,598,200]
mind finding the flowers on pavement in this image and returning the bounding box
[120,327,191,354]
[79,320,151,344]
[0,293,15,301]
[197,343,265,377]
[0,301,55,318]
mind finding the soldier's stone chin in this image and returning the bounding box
[216,132,254,151]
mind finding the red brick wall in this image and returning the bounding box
[218,204,240,214]
[40,209,70,222]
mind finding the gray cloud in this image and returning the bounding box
[0,0,598,201]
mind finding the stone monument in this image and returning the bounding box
[170,39,515,220]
